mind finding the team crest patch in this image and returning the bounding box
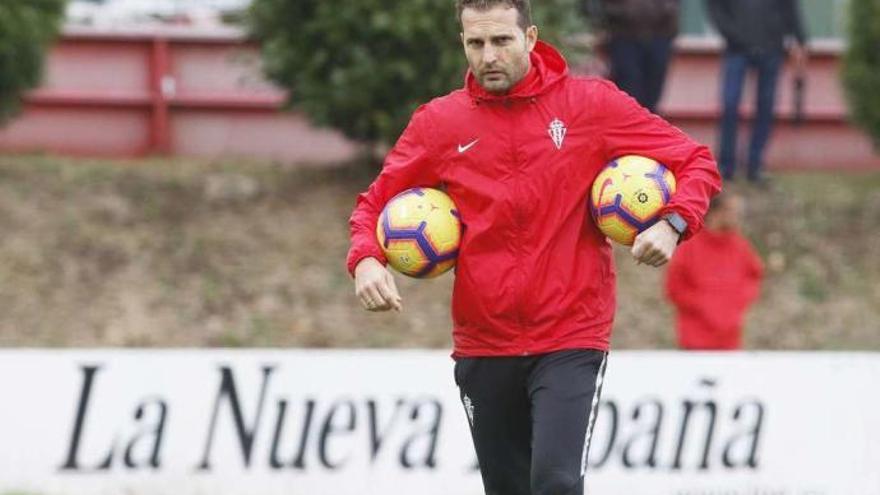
[548,118,567,150]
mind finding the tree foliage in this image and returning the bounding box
[842,0,880,149]
[250,0,586,146]
[0,0,66,123]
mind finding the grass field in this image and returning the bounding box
[0,154,877,350]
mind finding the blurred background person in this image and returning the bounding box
[665,192,764,350]
[583,0,681,114]
[707,0,808,184]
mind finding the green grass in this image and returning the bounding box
[0,154,876,350]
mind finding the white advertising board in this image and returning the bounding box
[0,350,878,495]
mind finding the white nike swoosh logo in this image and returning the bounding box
[458,139,479,153]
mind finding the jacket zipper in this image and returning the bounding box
[508,98,529,355]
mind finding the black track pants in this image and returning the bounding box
[454,349,608,495]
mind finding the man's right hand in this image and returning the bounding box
[354,257,402,312]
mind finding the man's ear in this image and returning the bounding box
[526,25,538,51]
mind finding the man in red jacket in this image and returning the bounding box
[348,1,721,493]
[665,193,763,350]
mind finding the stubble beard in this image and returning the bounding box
[478,58,528,95]
[479,71,512,94]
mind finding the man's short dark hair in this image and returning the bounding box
[456,0,532,31]
[709,191,739,213]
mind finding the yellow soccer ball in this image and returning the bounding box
[376,187,461,278]
[590,155,677,246]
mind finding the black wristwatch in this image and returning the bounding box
[662,212,688,240]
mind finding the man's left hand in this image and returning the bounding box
[631,220,680,267]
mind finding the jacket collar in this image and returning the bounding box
[465,40,569,102]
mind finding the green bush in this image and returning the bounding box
[250,0,586,147]
[842,0,880,149]
[0,0,65,123]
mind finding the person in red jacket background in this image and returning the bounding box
[348,1,721,493]
[665,192,763,350]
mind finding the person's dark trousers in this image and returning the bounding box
[717,49,784,181]
[607,36,674,113]
[454,349,608,495]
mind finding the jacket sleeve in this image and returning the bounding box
[596,80,722,239]
[664,244,701,313]
[596,0,632,25]
[783,0,808,45]
[705,0,743,49]
[742,239,765,305]
[346,105,441,276]
[581,0,604,20]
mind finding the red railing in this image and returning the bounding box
[0,26,357,164]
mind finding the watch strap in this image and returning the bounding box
[662,212,688,237]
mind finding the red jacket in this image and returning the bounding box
[348,41,721,357]
[665,229,764,350]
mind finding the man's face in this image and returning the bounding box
[461,6,538,95]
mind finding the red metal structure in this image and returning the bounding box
[0,26,358,164]
[0,27,876,170]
